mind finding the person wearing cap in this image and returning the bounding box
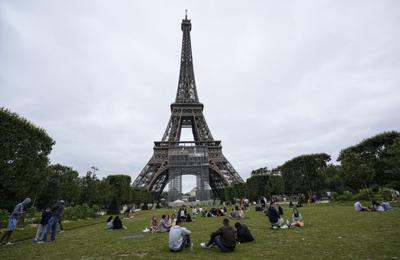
[200,218,236,252]
[0,198,31,245]
[39,199,65,242]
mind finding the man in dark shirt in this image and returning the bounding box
[234,222,254,243]
[267,202,283,228]
[201,218,236,252]
[39,200,65,242]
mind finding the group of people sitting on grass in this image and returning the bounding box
[169,217,254,253]
[266,201,304,229]
[106,216,127,230]
[354,200,392,212]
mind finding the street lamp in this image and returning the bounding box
[91,166,99,176]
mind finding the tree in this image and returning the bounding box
[265,175,284,198]
[279,153,331,196]
[80,171,100,206]
[338,131,400,190]
[0,108,55,210]
[36,164,81,209]
[106,175,131,205]
[246,174,269,200]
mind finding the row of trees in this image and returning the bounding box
[225,131,400,202]
[0,108,152,211]
[2,107,399,209]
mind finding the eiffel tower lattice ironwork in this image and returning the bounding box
[132,14,243,200]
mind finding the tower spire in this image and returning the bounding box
[175,12,199,104]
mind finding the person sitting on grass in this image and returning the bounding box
[200,218,236,252]
[267,202,285,229]
[354,201,369,212]
[169,214,177,226]
[158,215,171,232]
[106,216,114,229]
[230,206,240,219]
[290,207,304,228]
[34,207,52,242]
[238,207,246,220]
[381,201,392,211]
[169,218,193,252]
[112,216,126,230]
[234,222,254,243]
[0,198,31,246]
[150,216,158,233]
[371,200,385,212]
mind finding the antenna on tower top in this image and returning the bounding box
[185,9,188,19]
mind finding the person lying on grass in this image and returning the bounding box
[169,218,193,252]
[354,201,369,212]
[290,207,304,228]
[234,222,254,243]
[200,218,236,252]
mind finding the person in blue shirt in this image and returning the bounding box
[0,198,31,245]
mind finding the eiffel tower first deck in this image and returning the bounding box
[132,13,243,200]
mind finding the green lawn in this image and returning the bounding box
[0,203,399,259]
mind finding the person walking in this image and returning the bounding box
[39,200,65,243]
[33,207,52,242]
[0,198,31,245]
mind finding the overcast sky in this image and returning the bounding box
[1,0,399,192]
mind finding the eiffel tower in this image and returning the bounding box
[132,13,243,200]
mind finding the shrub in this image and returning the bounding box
[0,209,9,229]
[107,197,120,215]
[352,188,372,201]
[336,191,353,201]
[379,188,393,201]
[63,204,97,220]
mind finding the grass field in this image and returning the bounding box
[0,202,399,259]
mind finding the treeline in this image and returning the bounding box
[0,108,151,212]
[2,107,399,209]
[225,131,400,202]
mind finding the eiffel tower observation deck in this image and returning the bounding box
[132,12,244,201]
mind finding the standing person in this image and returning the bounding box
[169,218,193,252]
[58,218,64,234]
[200,218,236,252]
[33,207,52,242]
[234,222,254,243]
[192,207,197,219]
[0,198,31,245]
[39,200,65,243]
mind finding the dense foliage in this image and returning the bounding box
[0,108,55,210]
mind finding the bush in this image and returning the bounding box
[107,197,120,215]
[0,209,9,229]
[63,204,97,221]
[352,188,372,201]
[379,188,393,201]
[336,191,353,201]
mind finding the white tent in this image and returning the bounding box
[170,199,185,207]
